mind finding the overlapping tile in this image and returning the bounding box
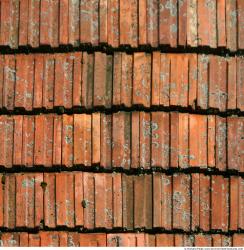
[0,52,243,112]
[0,112,243,171]
[0,172,243,231]
[0,0,243,50]
[0,0,243,245]
[0,232,243,247]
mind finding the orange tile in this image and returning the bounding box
[197,55,209,109]
[227,57,237,110]
[72,52,82,107]
[74,114,92,166]
[22,116,35,167]
[56,173,75,227]
[139,0,147,45]
[170,112,179,168]
[140,112,151,169]
[99,0,108,43]
[43,55,55,109]
[15,55,34,110]
[43,173,56,228]
[134,175,152,229]
[3,55,15,111]
[211,175,229,231]
[151,112,170,169]
[74,173,84,227]
[194,235,212,247]
[187,0,198,47]
[16,174,43,228]
[120,0,138,47]
[226,0,237,51]
[207,115,216,167]
[79,233,106,246]
[33,54,44,109]
[94,53,112,108]
[152,52,161,105]
[153,173,172,229]
[112,112,131,169]
[238,0,244,49]
[173,174,190,231]
[198,0,217,48]
[217,0,226,47]
[62,115,74,167]
[233,234,244,247]
[59,0,69,45]
[133,53,151,107]
[83,172,95,229]
[188,54,198,107]
[81,52,94,109]
[107,0,119,47]
[19,0,28,46]
[68,0,80,45]
[159,54,170,106]
[28,0,40,47]
[237,57,244,111]
[156,234,174,247]
[131,112,140,168]
[0,1,10,46]
[189,114,207,168]
[122,175,134,229]
[178,0,187,46]
[216,116,227,171]
[178,113,189,168]
[53,115,62,166]
[3,175,16,228]
[100,114,112,168]
[147,0,158,47]
[13,116,23,166]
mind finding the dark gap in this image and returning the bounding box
[0,105,242,116]
[0,225,243,235]
[0,44,243,56]
[0,164,243,177]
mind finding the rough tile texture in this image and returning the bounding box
[0,0,243,247]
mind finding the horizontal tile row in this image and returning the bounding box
[0,0,243,50]
[0,232,244,247]
[0,52,243,112]
[0,113,243,171]
[0,172,243,231]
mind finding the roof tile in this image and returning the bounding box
[0,113,242,171]
[211,175,229,231]
[0,53,242,111]
[0,0,242,50]
[3,172,243,230]
[153,173,172,229]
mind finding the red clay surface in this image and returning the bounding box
[0,0,243,247]
[0,0,243,50]
[0,113,243,171]
[0,232,243,247]
[0,52,243,111]
[0,172,243,231]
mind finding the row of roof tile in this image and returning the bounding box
[0,232,244,247]
[0,0,243,50]
[0,172,243,231]
[0,52,243,112]
[0,113,243,170]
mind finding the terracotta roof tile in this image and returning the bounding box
[0,113,243,170]
[0,52,242,112]
[0,0,242,50]
[1,172,243,231]
[0,232,244,247]
[0,0,243,245]
[211,175,229,231]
